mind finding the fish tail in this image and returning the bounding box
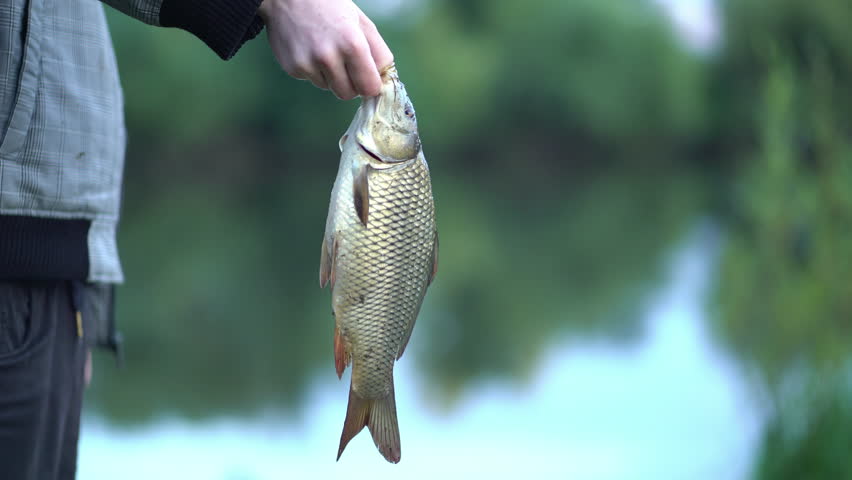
[337,377,401,464]
[367,378,401,463]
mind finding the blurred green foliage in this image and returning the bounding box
[90,0,851,474]
[93,0,706,421]
[710,0,852,476]
[753,367,852,479]
[713,0,852,384]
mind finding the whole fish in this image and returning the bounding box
[319,65,438,464]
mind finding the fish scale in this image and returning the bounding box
[334,161,434,398]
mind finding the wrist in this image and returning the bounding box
[257,0,272,23]
[258,0,284,23]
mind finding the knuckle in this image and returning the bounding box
[361,16,377,31]
[313,48,335,68]
[339,30,364,55]
[285,58,311,78]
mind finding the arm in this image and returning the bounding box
[100,0,393,99]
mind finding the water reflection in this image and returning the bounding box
[79,226,765,479]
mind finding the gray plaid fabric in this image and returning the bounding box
[0,0,162,283]
[101,0,161,26]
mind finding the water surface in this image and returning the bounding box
[79,229,763,479]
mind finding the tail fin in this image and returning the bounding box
[337,378,401,463]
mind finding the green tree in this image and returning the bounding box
[91,0,707,421]
[710,1,852,476]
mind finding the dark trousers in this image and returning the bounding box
[0,281,86,480]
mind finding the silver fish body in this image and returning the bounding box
[319,65,437,464]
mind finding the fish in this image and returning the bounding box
[319,64,438,464]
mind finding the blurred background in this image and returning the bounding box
[79,0,852,478]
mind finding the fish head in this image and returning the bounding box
[355,64,421,164]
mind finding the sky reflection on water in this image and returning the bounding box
[79,226,764,479]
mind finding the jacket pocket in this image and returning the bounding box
[0,0,42,158]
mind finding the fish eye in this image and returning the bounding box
[404,107,414,118]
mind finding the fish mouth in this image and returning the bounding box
[380,63,397,78]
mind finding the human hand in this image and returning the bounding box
[258,0,394,100]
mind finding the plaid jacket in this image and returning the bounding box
[0,0,262,283]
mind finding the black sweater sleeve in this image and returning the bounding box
[159,0,265,60]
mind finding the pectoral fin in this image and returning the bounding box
[339,133,348,152]
[353,166,370,227]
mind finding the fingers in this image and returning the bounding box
[358,11,394,74]
[282,52,329,91]
[305,66,329,91]
[343,32,382,98]
[319,50,358,100]
[264,1,393,100]
[317,28,380,100]
[311,71,329,91]
[286,37,370,99]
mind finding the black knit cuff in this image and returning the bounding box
[0,215,90,280]
[160,0,265,60]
